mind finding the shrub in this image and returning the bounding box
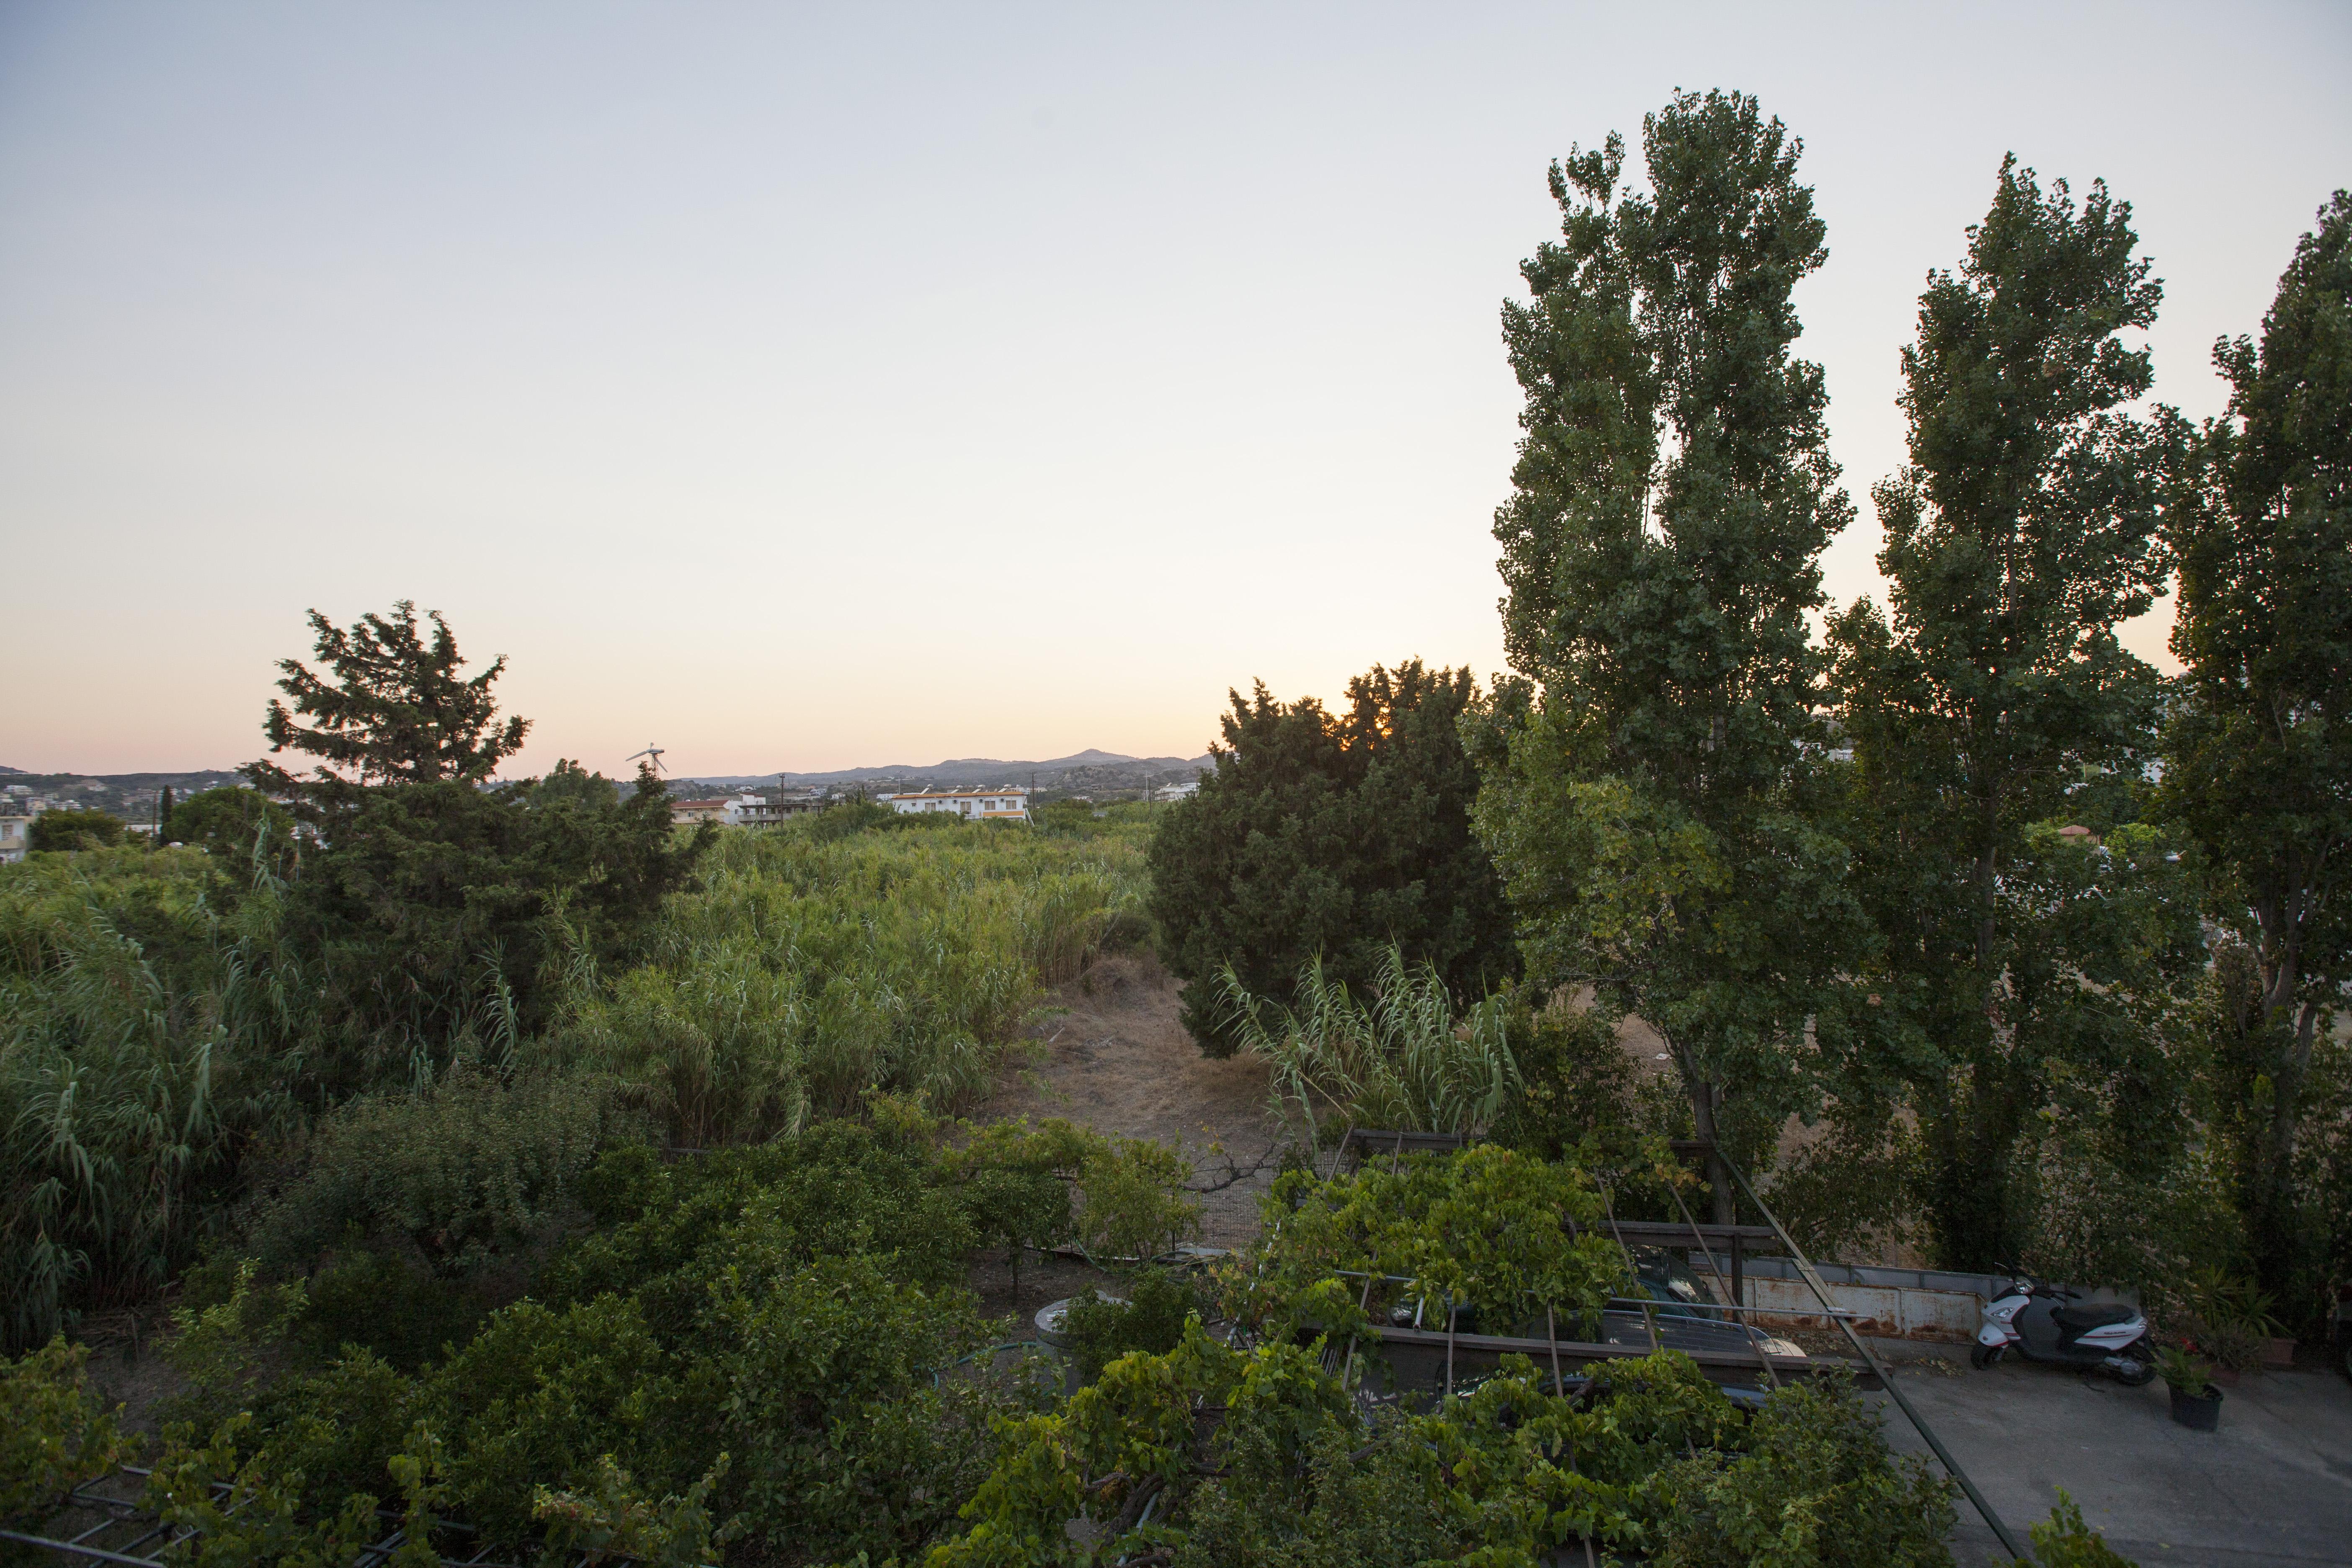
[1652,1372,1955,1567]
[0,1338,137,1529]
[246,1068,633,1285]
[2030,1488,2137,1567]
[27,809,124,853]
[1148,660,1516,1056]
[1061,1268,1206,1381]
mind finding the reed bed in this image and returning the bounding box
[546,815,1153,1144]
[0,810,1152,1349]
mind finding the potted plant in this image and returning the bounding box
[2157,1341,2223,1431]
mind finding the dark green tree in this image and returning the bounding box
[1148,659,1512,1056]
[1828,160,2183,1269]
[240,603,705,1095]
[2159,191,2352,1311]
[1471,91,1859,1217]
[249,600,529,806]
[167,786,292,868]
[155,784,175,842]
[27,809,126,853]
[281,761,706,1098]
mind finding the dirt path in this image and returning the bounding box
[978,952,1284,1248]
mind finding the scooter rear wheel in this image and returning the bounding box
[1969,1344,1998,1369]
[2111,1358,2156,1387]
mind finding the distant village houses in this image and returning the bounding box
[669,788,833,828]
[877,787,1029,822]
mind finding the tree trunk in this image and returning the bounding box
[1690,1078,1734,1225]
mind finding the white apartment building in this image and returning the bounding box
[878,787,1029,822]
[725,790,828,828]
[0,811,32,865]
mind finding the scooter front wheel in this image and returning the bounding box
[1970,1343,1999,1369]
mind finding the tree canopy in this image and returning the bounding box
[1473,90,1859,1215]
[1826,160,2179,1269]
[2158,190,2352,1305]
[250,600,529,804]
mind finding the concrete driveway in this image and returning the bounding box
[1868,1354,2352,1565]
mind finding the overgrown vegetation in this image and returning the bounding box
[1148,659,1515,1055]
[932,1144,1958,1567]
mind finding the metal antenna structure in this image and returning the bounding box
[625,744,668,774]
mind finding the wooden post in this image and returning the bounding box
[1731,1232,1743,1318]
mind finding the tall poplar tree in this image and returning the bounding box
[2159,193,2352,1308]
[1474,91,1859,1218]
[1829,162,2184,1269]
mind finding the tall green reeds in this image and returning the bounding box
[547,816,1151,1144]
[1217,943,1519,1141]
[0,844,310,1350]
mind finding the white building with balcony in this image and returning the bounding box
[877,787,1028,822]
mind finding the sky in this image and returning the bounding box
[3,3,2346,779]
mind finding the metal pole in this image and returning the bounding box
[1716,1154,2026,1562]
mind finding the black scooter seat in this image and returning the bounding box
[2054,1302,2135,1333]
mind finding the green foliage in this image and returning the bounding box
[160,1260,311,1429]
[1828,159,2190,1273]
[557,819,1149,1138]
[145,1117,1050,1565]
[0,1338,138,1529]
[1060,1269,1205,1382]
[1148,660,1514,1056]
[1476,91,1863,1216]
[1235,1144,1625,1348]
[944,1117,1201,1269]
[544,1118,980,1317]
[245,1068,630,1283]
[2153,1341,2212,1398]
[2175,1266,2285,1372]
[532,1452,731,1568]
[0,846,309,1351]
[26,808,126,853]
[933,1146,1952,1567]
[2030,1489,2139,1567]
[2158,191,2352,1322]
[222,1068,636,1367]
[249,600,529,797]
[1489,1004,1645,1157]
[280,764,707,1097]
[166,787,290,864]
[1652,1372,1954,1567]
[1218,942,1519,1140]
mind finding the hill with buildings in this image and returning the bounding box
[668,748,1216,803]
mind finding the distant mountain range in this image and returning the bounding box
[666,748,1217,795]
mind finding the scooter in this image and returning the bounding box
[1971,1269,2154,1385]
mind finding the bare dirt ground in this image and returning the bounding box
[978,952,1285,1250]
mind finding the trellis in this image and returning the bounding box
[1326,1127,2029,1562]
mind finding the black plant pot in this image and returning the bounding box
[2169,1382,2223,1431]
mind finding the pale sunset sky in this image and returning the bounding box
[3,3,2346,778]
